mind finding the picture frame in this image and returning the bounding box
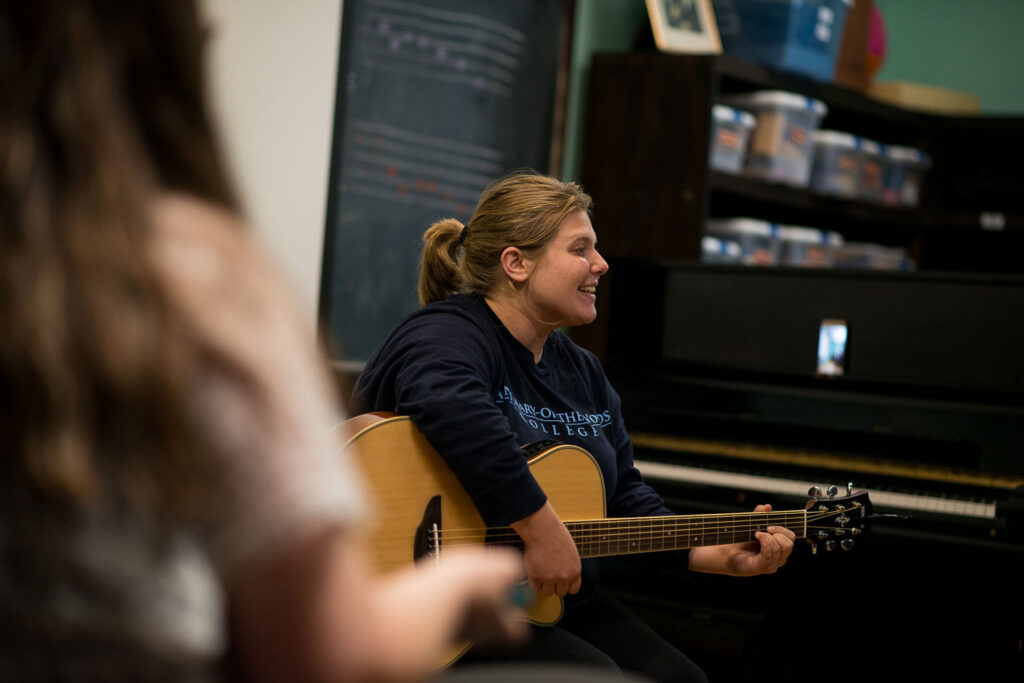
[646,0,722,54]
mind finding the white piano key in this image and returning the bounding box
[635,459,997,520]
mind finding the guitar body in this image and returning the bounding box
[340,414,872,670]
[341,414,606,627]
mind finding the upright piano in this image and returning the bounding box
[593,260,1024,681]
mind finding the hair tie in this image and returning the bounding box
[458,224,469,246]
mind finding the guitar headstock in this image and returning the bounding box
[803,485,874,554]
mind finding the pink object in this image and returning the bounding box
[866,3,887,79]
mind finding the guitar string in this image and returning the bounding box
[429,507,853,534]
[436,511,820,534]
[430,508,857,541]
[429,526,858,553]
[434,511,807,536]
[426,511,856,545]
[434,517,804,542]
[429,526,855,552]
[432,526,844,546]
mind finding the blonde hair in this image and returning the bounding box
[418,171,592,306]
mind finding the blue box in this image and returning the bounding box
[712,0,853,81]
[708,104,756,173]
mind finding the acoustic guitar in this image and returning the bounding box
[340,413,873,663]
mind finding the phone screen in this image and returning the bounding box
[816,319,848,377]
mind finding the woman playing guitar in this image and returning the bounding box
[352,171,797,682]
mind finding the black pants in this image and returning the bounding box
[453,588,708,683]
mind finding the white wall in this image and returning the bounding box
[202,0,343,320]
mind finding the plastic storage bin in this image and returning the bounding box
[709,104,757,173]
[858,138,885,203]
[704,218,781,265]
[808,130,861,198]
[834,242,913,271]
[701,235,744,264]
[712,0,854,81]
[777,225,843,266]
[882,145,930,207]
[723,90,827,186]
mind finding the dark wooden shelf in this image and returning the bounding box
[714,54,933,129]
[583,52,1024,276]
[709,171,1024,237]
[708,170,919,223]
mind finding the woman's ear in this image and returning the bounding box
[499,246,531,285]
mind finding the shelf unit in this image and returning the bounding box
[581,51,1024,272]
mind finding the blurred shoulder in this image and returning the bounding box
[148,194,297,317]
[147,194,323,386]
[149,194,264,286]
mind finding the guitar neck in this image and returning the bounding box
[563,510,808,559]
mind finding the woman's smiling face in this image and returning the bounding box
[522,210,609,329]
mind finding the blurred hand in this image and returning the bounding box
[437,546,530,646]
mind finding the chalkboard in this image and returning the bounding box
[319,0,572,364]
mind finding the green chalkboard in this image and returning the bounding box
[320,0,571,364]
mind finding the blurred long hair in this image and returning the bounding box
[0,0,239,520]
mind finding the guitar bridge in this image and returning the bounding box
[414,495,442,562]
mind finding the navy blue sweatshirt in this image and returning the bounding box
[352,295,684,595]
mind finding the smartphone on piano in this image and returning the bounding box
[816,318,848,378]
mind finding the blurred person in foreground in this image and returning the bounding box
[0,2,526,681]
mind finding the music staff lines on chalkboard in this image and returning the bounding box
[367,0,527,52]
[358,17,522,70]
[344,167,482,202]
[347,120,501,216]
[346,182,476,216]
[349,146,499,185]
[353,130,503,174]
[346,154,488,199]
[355,121,504,163]
[357,0,527,98]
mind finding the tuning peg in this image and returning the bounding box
[846,482,854,496]
[825,540,836,552]
[808,486,823,499]
[841,539,855,551]
[827,485,838,499]
[807,539,818,555]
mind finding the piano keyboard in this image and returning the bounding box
[635,459,1000,520]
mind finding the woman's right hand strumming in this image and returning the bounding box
[511,501,582,597]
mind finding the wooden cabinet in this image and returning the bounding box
[581,52,1024,273]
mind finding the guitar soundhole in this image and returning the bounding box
[520,439,560,458]
[414,495,442,561]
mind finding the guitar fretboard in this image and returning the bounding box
[562,511,808,558]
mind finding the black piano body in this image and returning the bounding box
[594,260,1024,681]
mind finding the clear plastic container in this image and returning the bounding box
[777,225,843,267]
[700,235,744,264]
[722,90,828,187]
[808,130,862,199]
[712,0,854,81]
[834,242,914,271]
[709,104,757,174]
[858,138,885,203]
[704,218,782,265]
[882,145,930,207]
